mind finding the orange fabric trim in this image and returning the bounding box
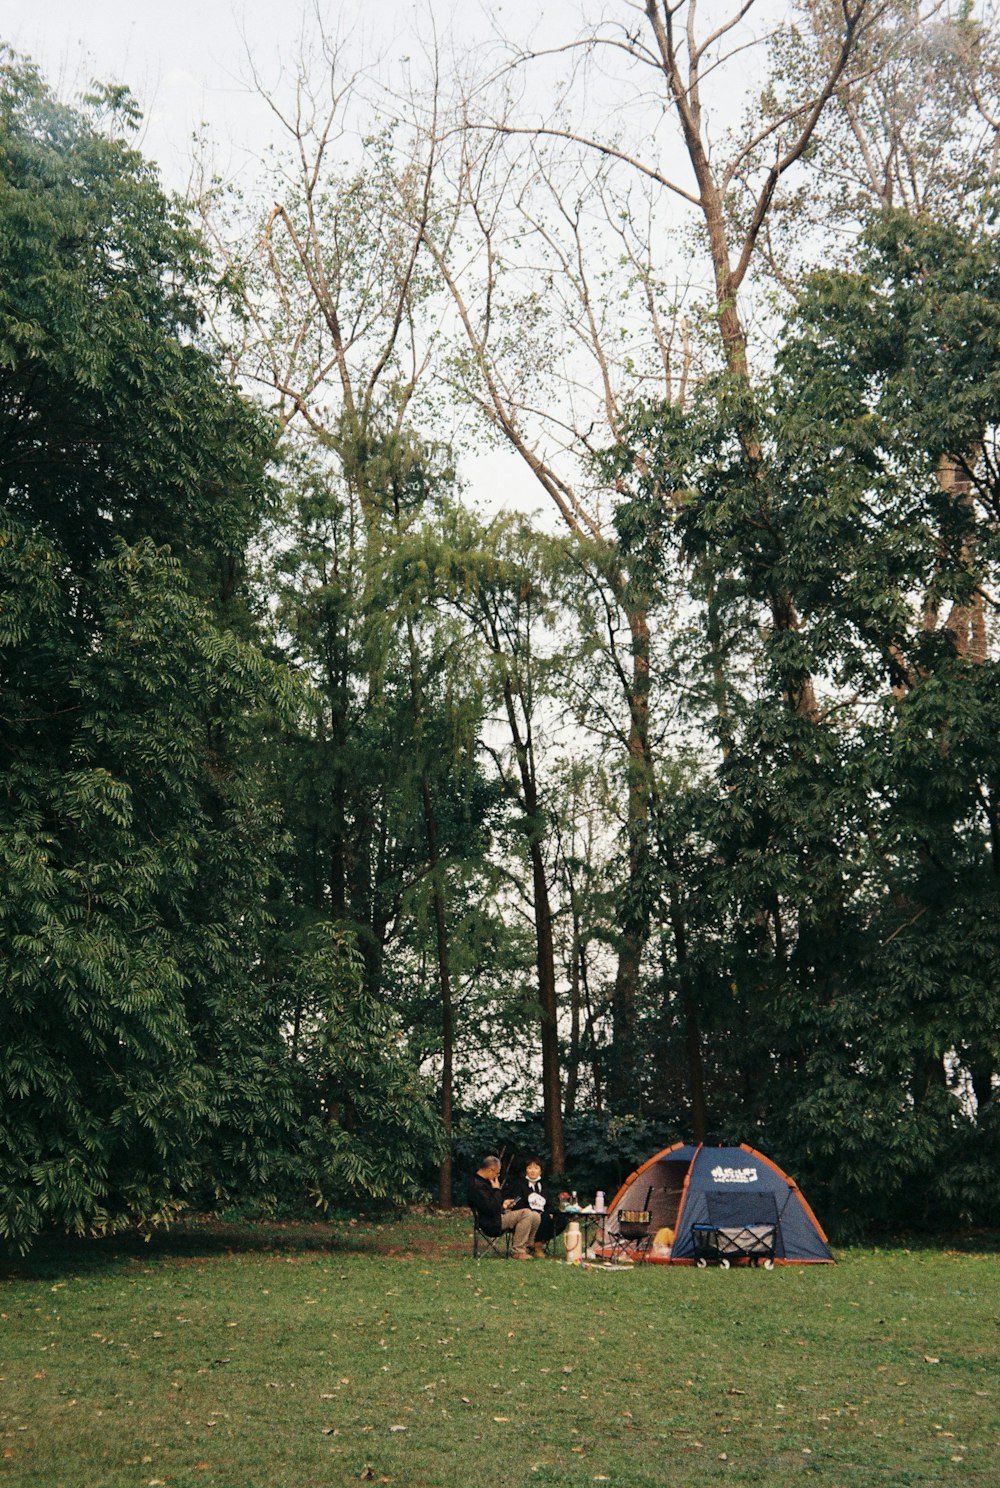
[738,1142,832,1247]
[653,1255,833,1267]
[606,1140,688,1215]
[667,1142,702,1266]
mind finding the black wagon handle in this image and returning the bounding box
[643,1185,653,1211]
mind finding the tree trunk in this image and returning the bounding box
[608,602,653,1106]
[661,841,706,1141]
[497,666,566,1176]
[529,833,566,1174]
[405,618,457,1208]
[564,895,582,1117]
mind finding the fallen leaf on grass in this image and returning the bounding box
[493,1415,510,1423]
[389,1424,408,1432]
[924,1356,941,1365]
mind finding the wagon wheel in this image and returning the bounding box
[696,1257,708,1269]
[720,1258,730,1269]
[763,1258,774,1270]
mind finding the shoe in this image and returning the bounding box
[532,1242,547,1258]
[512,1251,533,1260]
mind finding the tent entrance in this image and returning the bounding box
[646,1159,691,1232]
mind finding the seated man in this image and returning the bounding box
[467,1155,541,1260]
[506,1158,569,1257]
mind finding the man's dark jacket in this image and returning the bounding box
[467,1172,503,1235]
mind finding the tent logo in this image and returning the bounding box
[710,1165,758,1184]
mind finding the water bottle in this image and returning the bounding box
[596,1190,606,1213]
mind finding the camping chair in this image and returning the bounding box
[472,1216,512,1259]
[605,1186,655,1264]
[694,1191,780,1268]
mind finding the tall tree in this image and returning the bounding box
[0,55,447,1249]
[0,56,287,1249]
[605,205,1000,1226]
[411,0,883,1100]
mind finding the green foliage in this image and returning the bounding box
[451,1109,684,1202]
[0,526,293,1248]
[0,57,446,1251]
[602,209,1000,1232]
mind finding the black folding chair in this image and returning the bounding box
[605,1185,655,1264]
[472,1216,512,1259]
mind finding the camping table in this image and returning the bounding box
[561,1210,603,1256]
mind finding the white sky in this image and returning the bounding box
[5,0,603,516]
[4,0,783,517]
[5,1,594,192]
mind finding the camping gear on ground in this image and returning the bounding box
[693,1222,776,1268]
[605,1142,833,1266]
[692,1189,779,1267]
[564,1219,583,1263]
[651,1225,676,1257]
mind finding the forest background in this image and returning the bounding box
[3,0,1000,1254]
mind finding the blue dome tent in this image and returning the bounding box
[604,1142,834,1265]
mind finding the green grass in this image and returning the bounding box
[1,1215,997,1487]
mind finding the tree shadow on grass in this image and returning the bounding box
[1,1210,475,1281]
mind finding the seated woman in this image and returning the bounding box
[506,1158,569,1257]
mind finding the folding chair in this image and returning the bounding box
[472,1216,512,1259]
[605,1185,655,1264]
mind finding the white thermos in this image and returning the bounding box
[564,1219,583,1263]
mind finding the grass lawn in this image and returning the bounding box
[1,1214,997,1488]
